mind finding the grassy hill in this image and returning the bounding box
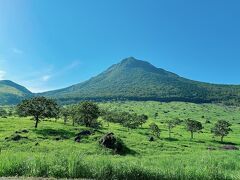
[42,57,240,105]
[0,101,240,179]
[0,80,32,105]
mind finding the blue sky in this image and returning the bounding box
[0,0,240,92]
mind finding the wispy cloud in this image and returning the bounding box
[39,60,81,81]
[41,75,51,81]
[16,60,82,93]
[12,48,23,54]
[0,70,6,80]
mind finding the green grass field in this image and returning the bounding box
[0,101,240,179]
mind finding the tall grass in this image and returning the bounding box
[0,150,239,180]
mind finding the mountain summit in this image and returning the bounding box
[42,57,240,105]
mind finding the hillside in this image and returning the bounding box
[42,57,240,105]
[0,101,240,179]
[0,80,32,105]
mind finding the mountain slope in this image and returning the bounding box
[0,80,32,105]
[42,57,240,105]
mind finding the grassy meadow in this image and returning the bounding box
[0,101,240,179]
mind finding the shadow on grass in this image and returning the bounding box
[33,128,76,139]
[121,146,138,156]
[111,140,138,156]
[217,141,237,145]
[164,137,179,141]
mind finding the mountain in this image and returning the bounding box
[0,80,32,105]
[42,57,240,105]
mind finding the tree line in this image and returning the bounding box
[13,96,233,143]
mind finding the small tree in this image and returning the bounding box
[122,113,139,130]
[149,123,160,138]
[138,114,148,127]
[74,101,100,127]
[211,120,232,142]
[185,119,203,139]
[166,119,181,138]
[121,113,148,131]
[0,108,7,117]
[67,105,78,126]
[60,107,70,125]
[17,97,60,128]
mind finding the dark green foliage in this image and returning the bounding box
[211,120,232,142]
[185,119,203,139]
[102,110,148,130]
[121,113,141,130]
[72,101,100,127]
[60,107,70,124]
[41,57,240,105]
[149,123,160,138]
[138,114,148,127]
[17,96,60,128]
[66,104,78,126]
[0,108,7,117]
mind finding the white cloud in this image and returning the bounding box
[0,70,6,80]
[12,48,23,54]
[41,75,51,81]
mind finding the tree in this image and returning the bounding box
[60,107,70,125]
[121,113,148,130]
[138,114,148,127]
[67,105,78,126]
[102,111,129,127]
[185,119,203,139]
[74,101,100,127]
[0,108,7,117]
[122,113,138,130]
[100,109,113,127]
[149,123,160,138]
[211,120,232,142]
[166,119,181,138]
[102,110,147,130]
[17,96,60,128]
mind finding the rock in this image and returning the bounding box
[99,133,128,154]
[114,138,124,154]
[55,137,61,141]
[6,134,28,141]
[74,136,81,143]
[15,129,29,134]
[22,129,29,133]
[149,136,154,141]
[99,132,116,149]
[12,134,22,141]
[74,130,92,143]
[76,130,92,136]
